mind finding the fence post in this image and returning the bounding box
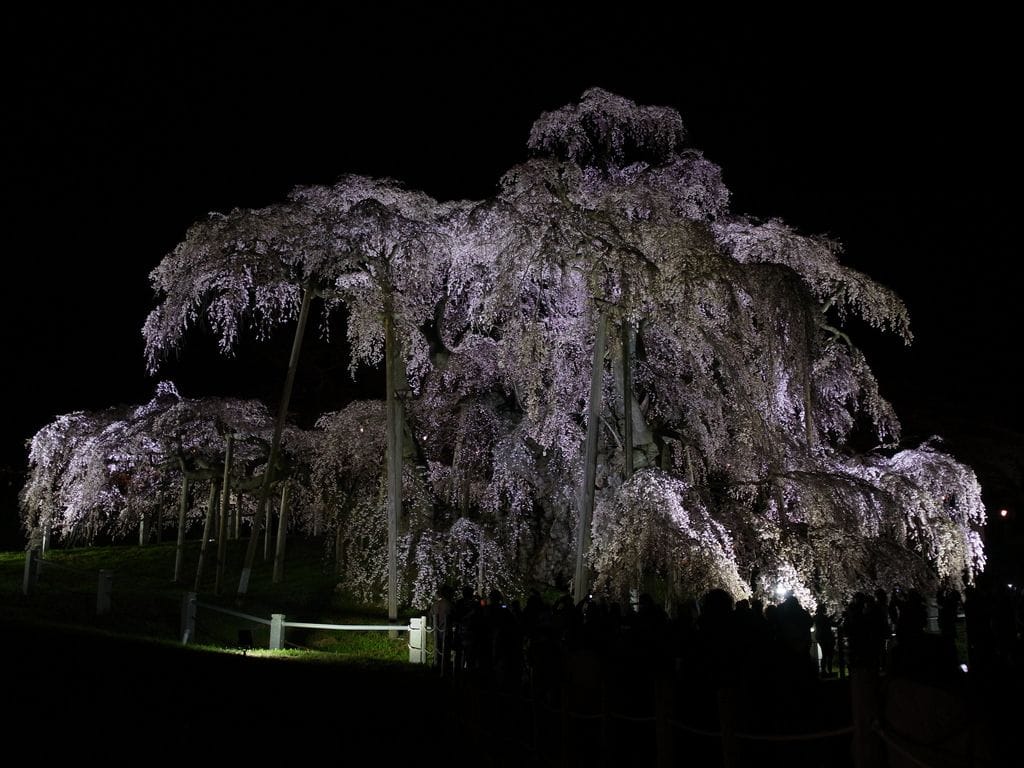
[96,569,113,615]
[717,687,739,768]
[926,593,940,633]
[560,684,571,768]
[655,674,674,768]
[270,613,285,650]
[181,592,197,644]
[409,616,427,664]
[23,548,39,595]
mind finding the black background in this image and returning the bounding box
[2,7,1020,555]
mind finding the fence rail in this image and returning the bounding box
[183,592,428,662]
[450,675,859,768]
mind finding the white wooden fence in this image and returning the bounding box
[181,591,429,663]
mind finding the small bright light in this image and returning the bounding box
[775,584,788,598]
[960,663,968,673]
[1008,583,1014,590]
[1000,509,1009,518]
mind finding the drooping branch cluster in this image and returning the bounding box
[21,383,275,545]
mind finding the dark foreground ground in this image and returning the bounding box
[7,617,1021,767]
[3,617,465,764]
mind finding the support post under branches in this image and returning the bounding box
[237,285,313,599]
[574,309,606,604]
[385,290,405,625]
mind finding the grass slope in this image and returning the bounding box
[1,535,425,657]
[0,537,464,762]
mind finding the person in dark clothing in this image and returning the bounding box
[452,585,480,675]
[777,593,813,654]
[430,584,456,675]
[813,602,837,677]
[843,592,872,672]
[938,587,962,645]
[775,592,816,681]
[887,588,964,691]
[694,588,737,688]
[486,589,523,691]
[871,589,893,671]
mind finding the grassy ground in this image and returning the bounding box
[0,535,422,659]
[0,536,468,763]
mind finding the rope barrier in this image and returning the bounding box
[607,711,655,723]
[668,719,721,738]
[35,559,92,574]
[195,601,270,626]
[466,683,856,744]
[733,723,854,742]
[873,720,969,768]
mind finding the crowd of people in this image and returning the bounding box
[428,580,1022,701]
[425,580,1022,766]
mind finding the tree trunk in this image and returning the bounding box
[173,476,190,583]
[621,319,634,480]
[685,445,697,485]
[477,526,485,597]
[612,318,656,471]
[804,361,817,449]
[156,490,163,544]
[40,513,51,557]
[194,480,219,592]
[384,292,406,624]
[334,522,344,576]
[263,487,273,562]
[574,310,606,604]
[237,285,313,599]
[272,481,291,584]
[215,432,234,595]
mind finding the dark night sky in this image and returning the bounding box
[2,7,1021,548]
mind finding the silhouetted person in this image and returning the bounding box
[486,589,523,690]
[871,588,893,670]
[776,593,813,653]
[670,597,701,681]
[452,585,479,675]
[522,591,560,704]
[731,598,771,686]
[813,602,836,677]
[634,593,668,645]
[430,584,456,675]
[836,619,848,678]
[552,589,581,648]
[843,592,873,672]
[467,589,495,681]
[938,586,962,645]
[694,588,736,688]
[863,591,890,672]
[521,588,545,637]
[888,588,963,691]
